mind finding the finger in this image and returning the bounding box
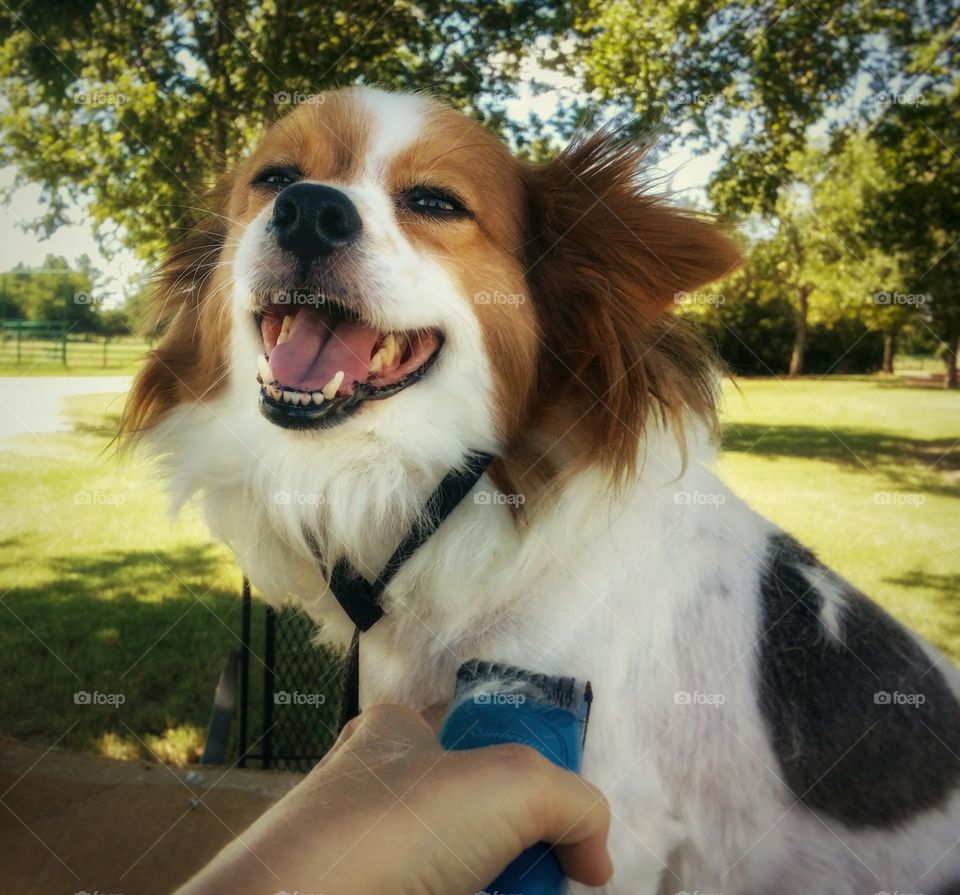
[313,711,364,763]
[421,700,450,734]
[535,771,613,886]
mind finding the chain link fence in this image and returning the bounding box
[203,579,345,773]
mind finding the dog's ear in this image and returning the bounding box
[122,173,235,443]
[522,133,742,480]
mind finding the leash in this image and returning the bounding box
[305,451,495,732]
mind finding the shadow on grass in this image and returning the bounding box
[0,544,262,761]
[883,570,960,655]
[722,423,959,495]
[0,543,343,765]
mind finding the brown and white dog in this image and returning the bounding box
[126,88,960,893]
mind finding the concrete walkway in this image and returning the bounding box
[0,375,132,441]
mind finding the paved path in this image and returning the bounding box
[0,376,132,441]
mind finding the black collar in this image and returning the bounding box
[304,451,494,727]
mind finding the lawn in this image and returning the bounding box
[718,378,960,650]
[0,376,957,764]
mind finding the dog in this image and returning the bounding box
[125,87,960,893]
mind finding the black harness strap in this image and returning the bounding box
[306,452,495,731]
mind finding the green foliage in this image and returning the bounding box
[0,253,99,329]
[567,0,958,381]
[866,83,960,354]
[569,0,958,214]
[686,240,883,375]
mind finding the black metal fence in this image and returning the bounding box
[203,579,345,773]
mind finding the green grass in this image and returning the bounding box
[0,377,957,764]
[718,378,960,652]
[0,393,268,762]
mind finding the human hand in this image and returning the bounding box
[178,702,612,895]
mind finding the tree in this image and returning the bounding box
[0,254,100,329]
[566,0,959,215]
[0,1,569,264]
[565,0,958,377]
[784,135,919,377]
[866,86,960,387]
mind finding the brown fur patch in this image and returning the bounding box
[122,173,235,443]
[510,132,743,494]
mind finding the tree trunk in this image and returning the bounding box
[882,332,895,375]
[788,287,810,377]
[945,333,959,389]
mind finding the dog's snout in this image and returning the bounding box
[270,183,362,263]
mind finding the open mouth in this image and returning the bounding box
[254,298,443,430]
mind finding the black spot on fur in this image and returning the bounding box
[757,533,960,827]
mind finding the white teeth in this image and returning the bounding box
[257,354,275,385]
[322,370,344,400]
[277,314,293,345]
[369,349,386,374]
[265,384,282,400]
[311,391,325,404]
[299,392,311,406]
[282,390,297,403]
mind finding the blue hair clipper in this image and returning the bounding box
[438,659,593,895]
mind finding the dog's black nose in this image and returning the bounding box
[270,183,362,263]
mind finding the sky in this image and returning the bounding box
[0,60,721,309]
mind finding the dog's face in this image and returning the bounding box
[226,90,538,443]
[128,87,740,494]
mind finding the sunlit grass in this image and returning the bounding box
[0,391,263,763]
[719,377,960,655]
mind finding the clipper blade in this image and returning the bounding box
[454,658,593,747]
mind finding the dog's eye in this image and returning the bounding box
[253,167,301,190]
[399,186,471,219]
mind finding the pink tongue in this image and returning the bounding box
[269,312,381,393]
